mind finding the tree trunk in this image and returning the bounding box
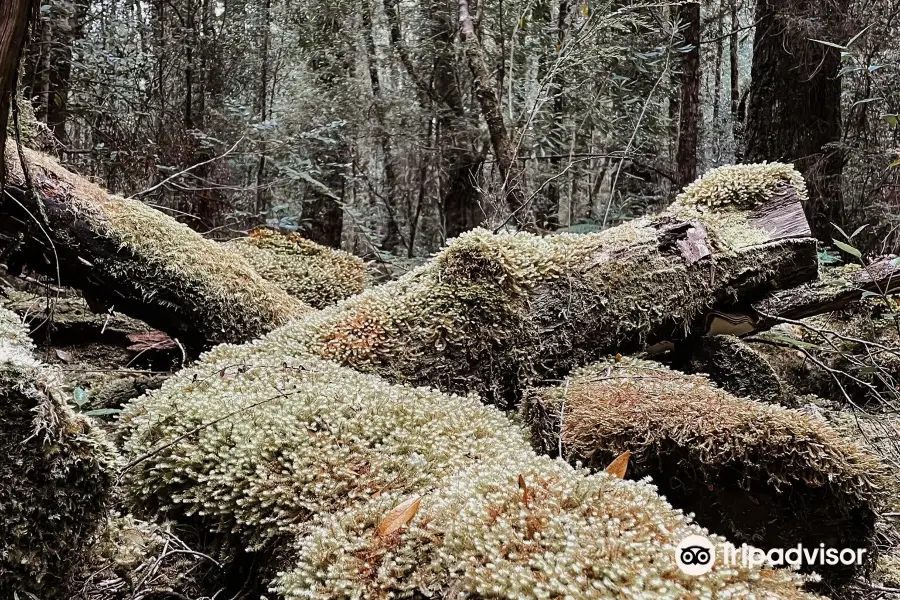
[729,0,741,160]
[458,0,528,225]
[1,141,309,348]
[0,0,31,187]
[675,1,701,189]
[744,0,849,239]
[362,0,402,252]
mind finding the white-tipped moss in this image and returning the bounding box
[672,162,808,211]
[226,228,367,308]
[120,344,820,599]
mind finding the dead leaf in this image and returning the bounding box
[375,495,421,538]
[518,474,530,506]
[126,330,177,352]
[55,349,74,363]
[604,450,631,479]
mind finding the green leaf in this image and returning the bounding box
[833,240,862,259]
[847,25,872,47]
[810,38,847,50]
[73,387,89,407]
[850,224,869,239]
[890,257,900,267]
[83,408,122,417]
[832,223,851,240]
[851,97,882,108]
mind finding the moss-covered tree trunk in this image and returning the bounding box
[744,0,849,238]
[0,141,310,348]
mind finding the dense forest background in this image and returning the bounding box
[16,0,900,261]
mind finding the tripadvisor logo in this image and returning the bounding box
[675,534,867,576]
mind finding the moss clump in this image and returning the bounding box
[524,356,887,580]
[120,348,819,599]
[0,307,113,596]
[203,224,808,405]
[226,228,367,308]
[4,141,310,346]
[672,162,809,211]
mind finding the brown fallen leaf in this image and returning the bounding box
[126,330,178,352]
[375,495,421,538]
[518,474,530,506]
[604,450,631,479]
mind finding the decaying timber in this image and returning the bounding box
[0,141,310,347]
[210,162,819,404]
[523,356,888,581]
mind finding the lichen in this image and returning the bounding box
[119,344,820,599]
[226,228,367,308]
[0,307,114,596]
[523,356,888,580]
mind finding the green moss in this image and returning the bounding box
[523,356,888,580]
[119,343,819,599]
[0,308,113,596]
[226,228,367,308]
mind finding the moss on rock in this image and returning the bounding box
[523,356,887,580]
[0,307,113,596]
[226,228,367,308]
[120,346,819,599]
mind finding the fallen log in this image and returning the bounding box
[119,347,820,599]
[523,356,888,581]
[0,141,310,347]
[224,227,368,308]
[0,306,113,596]
[231,163,819,404]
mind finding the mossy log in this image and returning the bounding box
[228,163,819,404]
[523,357,888,581]
[0,307,113,596]
[0,142,310,347]
[119,343,820,599]
[224,227,368,308]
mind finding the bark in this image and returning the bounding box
[744,0,850,238]
[0,141,309,348]
[0,0,31,186]
[458,0,528,225]
[675,1,701,189]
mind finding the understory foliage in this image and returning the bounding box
[225,227,368,308]
[0,307,113,597]
[523,356,888,577]
[119,346,819,599]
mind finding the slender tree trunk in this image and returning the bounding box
[0,0,32,186]
[362,0,402,252]
[458,0,528,225]
[675,1,701,189]
[729,0,741,160]
[255,0,270,217]
[711,6,724,161]
[744,0,849,238]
